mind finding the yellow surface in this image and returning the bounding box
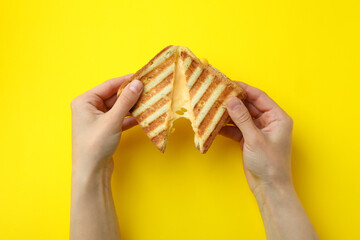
[0,0,359,239]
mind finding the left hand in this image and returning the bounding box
[71,74,143,175]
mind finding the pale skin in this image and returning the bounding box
[70,74,319,240]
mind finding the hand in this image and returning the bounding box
[222,83,319,239]
[70,75,143,240]
[221,82,294,196]
[71,74,143,175]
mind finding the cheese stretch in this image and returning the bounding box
[169,54,209,134]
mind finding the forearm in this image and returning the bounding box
[70,161,120,240]
[254,182,319,240]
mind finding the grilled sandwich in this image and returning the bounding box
[117,45,246,153]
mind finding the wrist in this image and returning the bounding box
[252,181,300,227]
[253,179,295,204]
[253,181,297,230]
[71,157,113,192]
[251,178,318,239]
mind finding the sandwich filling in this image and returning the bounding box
[168,49,205,141]
[171,53,191,119]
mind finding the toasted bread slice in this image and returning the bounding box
[118,45,246,153]
[177,47,246,153]
[117,45,177,152]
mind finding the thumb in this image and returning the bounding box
[108,79,143,121]
[226,97,259,142]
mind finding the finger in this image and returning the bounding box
[234,81,280,112]
[104,93,133,113]
[108,79,143,121]
[253,111,282,130]
[104,94,117,110]
[87,74,134,100]
[104,93,132,113]
[122,116,138,131]
[226,97,260,142]
[243,100,262,118]
[219,126,243,142]
[105,98,140,113]
[253,117,266,129]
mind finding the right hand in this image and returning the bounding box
[221,82,294,196]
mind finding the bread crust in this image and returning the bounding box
[117,45,174,97]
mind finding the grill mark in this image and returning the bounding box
[182,58,193,73]
[180,51,189,60]
[138,73,173,103]
[195,84,226,127]
[135,92,171,122]
[193,76,221,118]
[186,67,202,89]
[202,112,230,152]
[185,60,200,84]
[191,75,214,109]
[117,46,175,97]
[143,113,167,133]
[131,78,172,117]
[189,69,209,99]
[117,45,178,96]
[197,87,235,137]
[142,54,176,85]
[151,130,167,145]
[140,46,176,77]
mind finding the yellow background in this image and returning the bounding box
[1,0,359,239]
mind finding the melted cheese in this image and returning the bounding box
[172,57,190,119]
[168,51,208,138]
[171,57,190,118]
[200,58,209,66]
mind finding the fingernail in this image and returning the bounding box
[226,97,241,111]
[129,80,143,93]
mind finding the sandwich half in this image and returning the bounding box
[117,45,246,153]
